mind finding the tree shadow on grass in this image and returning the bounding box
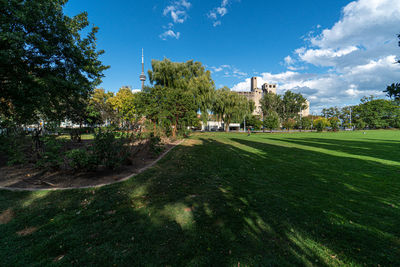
[266,136,400,164]
[0,135,399,266]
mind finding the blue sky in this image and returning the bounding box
[65,0,400,113]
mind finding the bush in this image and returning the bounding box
[329,117,340,131]
[35,136,65,169]
[0,133,27,166]
[356,120,366,130]
[66,149,97,172]
[149,133,163,155]
[93,129,129,170]
[313,118,331,132]
[282,118,296,130]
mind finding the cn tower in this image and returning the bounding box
[139,48,146,89]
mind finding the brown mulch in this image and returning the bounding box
[0,139,180,190]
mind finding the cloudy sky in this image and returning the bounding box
[65,0,400,113]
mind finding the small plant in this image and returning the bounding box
[66,149,97,172]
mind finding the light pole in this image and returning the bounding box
[349,107,352,130]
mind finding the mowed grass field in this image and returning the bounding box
[1,130,399,266]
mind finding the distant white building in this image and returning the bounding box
[200,121,240,131]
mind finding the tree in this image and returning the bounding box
[313,118,330,132]
[329,117,340,131]
[353,96,395,129]
[0,0,109,124]
[108,87,137,128]
[86,89,115,126]
[212,87,253,132]
[260,92,281,115]
[384,83,400,100]
[280,91,308,121]
[242,115,262,130]
[322,107,340,118]
[263,111,280,132]
[282,118,296,131]
[143,59,215,137]
[300,116,312,130]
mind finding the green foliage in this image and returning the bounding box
[282,118,296,130]
[313,118,330,132]
[66,149,97,172]
[329,117,340,131]
[93,129,128,170]
[300,116,312,130]
[242,115,262,130]
[322,107,340,118]
[149,133,163,155]
[356,119,366,130]
[212,87,254,132]
[281,91,308,121]
[137,59,214,137]
[263,111,280,131]
[36,136,65,170]
[384,83,400,100]
[260,90,308,123]
[108,87,138,128]
[0,0,109,124]
[260,92,281,115]
[353,97,399,129]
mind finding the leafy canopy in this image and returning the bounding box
[0,0,109,124]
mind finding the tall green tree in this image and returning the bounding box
[138,59,214,137]
[260,92,281,114]
[86,89,114,126]
[263,111,280,132]
[0,0,109,124]
[212,87,254,132]
[280,90,308,121]
[322,107,340,118]
[108,87,137,128]
[384,83,400,100]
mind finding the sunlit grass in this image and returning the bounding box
[0,130,399,266]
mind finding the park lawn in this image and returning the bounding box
[57,133,94,140]
[1,130,399,266]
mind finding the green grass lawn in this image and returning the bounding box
[1,130,399,266]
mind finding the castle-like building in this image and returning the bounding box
[237,77,309,117]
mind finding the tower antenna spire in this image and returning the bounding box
[139,48,146,89]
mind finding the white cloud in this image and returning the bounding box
[284,55,294,65]
[160,30,181,40]
[232,0,400,113]
[211,64,247,78]
[161,0,191,39]
[208,0,235,27]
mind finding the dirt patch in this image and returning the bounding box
[16,226,38,236]
[0,208,14,224]
[0,139,182,190]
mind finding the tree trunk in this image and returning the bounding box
[172,119,177,138]
[224,120,230,132]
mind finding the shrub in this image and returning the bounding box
[1,134,27,166]
[355,120,366,130]
[313,118,331,132]
[149,133,163,155]
[93,129,129,170]
[66,149,97,172]
[282,118,296,130]
[35,136,65,169]
[329,117,340,131]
